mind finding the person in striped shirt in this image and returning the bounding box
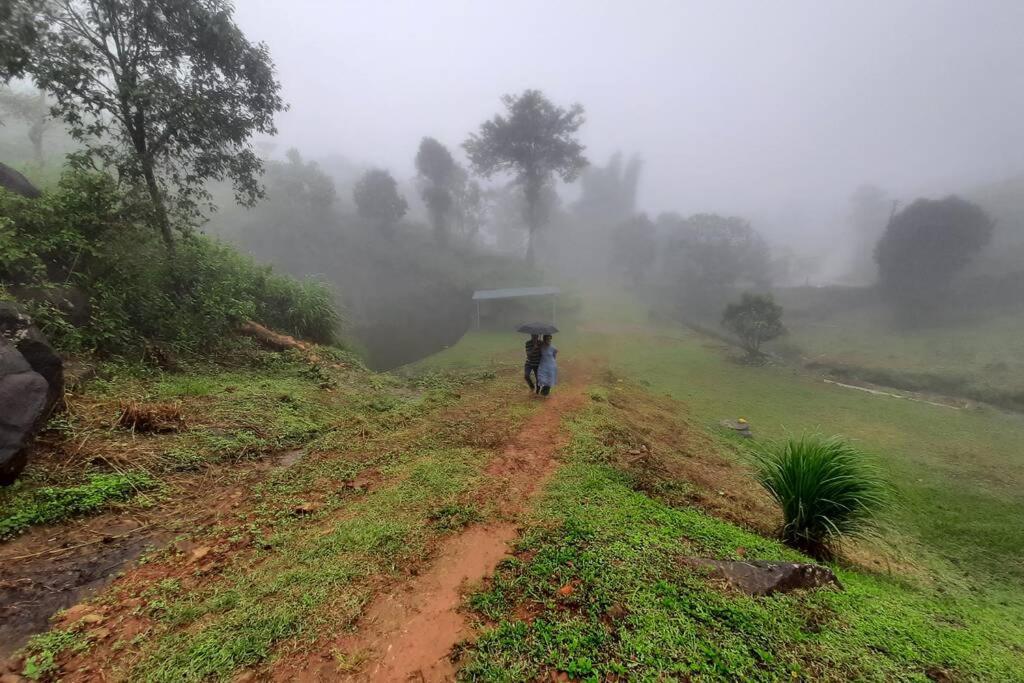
[524,334,541,392]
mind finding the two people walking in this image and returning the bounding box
[524,333,557,396]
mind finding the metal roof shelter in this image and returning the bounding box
[471,286,561,329]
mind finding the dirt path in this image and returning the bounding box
[276,364,593,683]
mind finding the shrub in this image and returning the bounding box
[0,168,341,356]
[721,292,784,359]
[753,435,887,558]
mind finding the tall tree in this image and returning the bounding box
[845,184,893,283]
[21,0,285,249]
[0,0,44,82]
[611,213,657,286]
[574,152,642,224]
[874,196,994,312]
[662,213,772,318]
[353,169,407,231]
[0,87,53,164]
[464,89,587,264]
[414,137,458,245]
[451,174,485,242]
[268,149,336,215]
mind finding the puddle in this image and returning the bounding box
[0,518,169,658]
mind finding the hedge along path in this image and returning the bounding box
[34,365,541,682]
[271,359,597,683]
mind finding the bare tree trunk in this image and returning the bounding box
[141,160,174,251]
[28,123,43,166]
[523,176,543,266]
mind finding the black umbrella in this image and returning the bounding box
[516,322,559,335]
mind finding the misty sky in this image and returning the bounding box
[234,0,1024,245]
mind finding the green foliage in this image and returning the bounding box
[875,196,994,316]
[660,213,772,319]
[0,168,340,354]
[464,89,588,262]
[0,473,156,540]
[352,168,408,230]
[0,0,43,82]
[415,136,461,244]
[721,292,784,358]
[23,0,285,245]
[753,435,887,557]
[22,628,89,680]
[610,213,656,286]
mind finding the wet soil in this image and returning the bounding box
[273,363,593,683]
[0,516,168,658]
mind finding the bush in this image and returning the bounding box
[721,292,784,359]
[0,168,341,356]
[753,435,887,558]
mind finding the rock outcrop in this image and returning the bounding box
[682,557,842,596]
[0,303,63,484]
[0,162,41,199]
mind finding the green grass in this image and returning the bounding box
[774,302,1024,408]
[462,401,1024,681]
[22,628,91,680]
[0,473,156,540]
[611,329,1024,592]
[3,352,475,538]
[15,359,538,680]
[133,447,489,682]
[753,435,888,557]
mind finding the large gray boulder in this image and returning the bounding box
[0,162,41,199]
[683,557,842,596]
[0,304,63,484]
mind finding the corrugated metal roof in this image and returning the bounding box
[472,286,560,300]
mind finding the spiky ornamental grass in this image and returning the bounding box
[754,435,888,559]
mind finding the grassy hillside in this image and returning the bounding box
[4,305,1022,680]
[771,289,1024,410]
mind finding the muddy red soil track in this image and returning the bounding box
[273,363,593,683]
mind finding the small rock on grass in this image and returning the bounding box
[682,558,842,596]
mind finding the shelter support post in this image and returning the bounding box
[477,301,481,330]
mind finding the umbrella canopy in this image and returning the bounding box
[517,322,559,335]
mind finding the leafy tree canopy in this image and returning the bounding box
[574,152,642,225]
[20,0,285,247]
[663,213,772,317]
[353,168,407,229]
[611,213,657,286]
[464,89,587,262]
[415,137,459,244]
[874,195,994,306]
[721,292,784,358]
[266,149,336,214]
[0,0,44,82]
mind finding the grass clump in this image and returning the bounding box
[0,473,156,540]
[462,401,1023,681]
[22,628,91,680]
[753,435,887,559]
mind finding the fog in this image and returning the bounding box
[234,0,1024,256]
